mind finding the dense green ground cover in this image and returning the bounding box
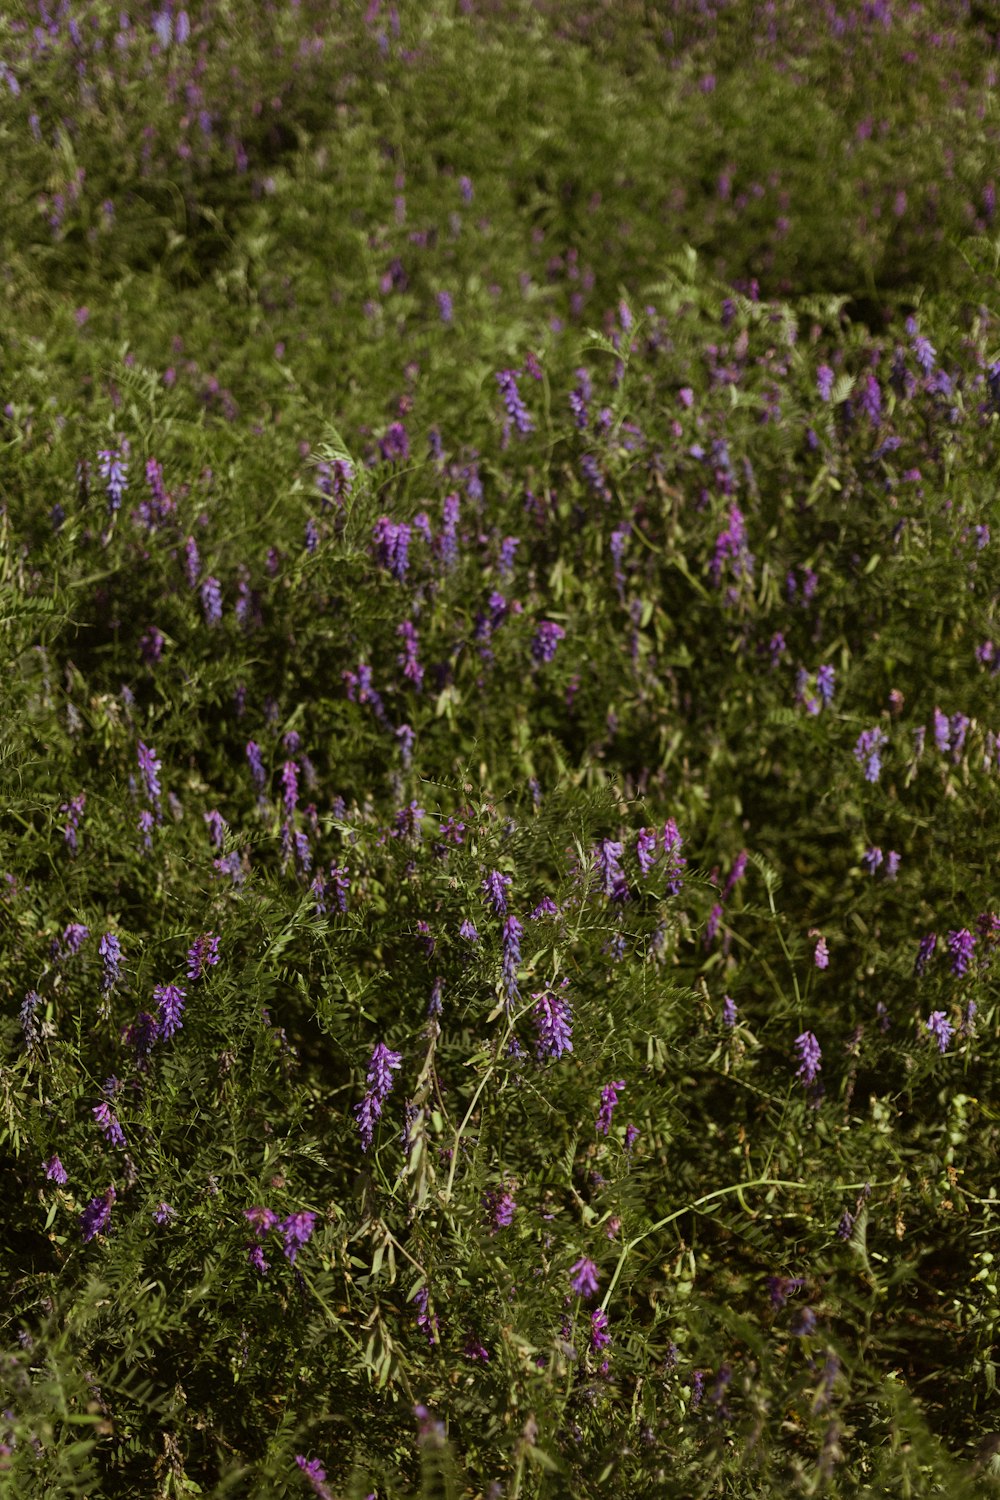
[3,1,1000,1495]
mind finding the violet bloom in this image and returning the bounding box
[862,846,883,875]
[97,447,128,513]
[635,828,657,874]
[295,1455,334,1500]
[816,664,835,705]
[372,516,411,580]
[200,575,222,626]
[204,809,226,850]
[662,820,686,894]
[80,1186,116,1243]
[355,1042,403,1151]
[482,869,511,916]
[915,932,937,976]
[459,919,479,943]
[281,760,299,816]
[722,996,738,1027]
[724,850,747,897]
[814,936,829,970]
[933,707,950,753]
[926,1011,953,1053]
[19,990,41,1051]
[187,933,219,980]
[484,1189,517,1233]
[594,839,628,900]
[595,1080,625,1135]
[154,1202,177,1225]
[532,620,565,664]
[502,916,523,1005]
[93,1101,125,1148]
[533,983,573,1060]
[853,727,887,783]
[184,535,201,588]
[246,740,266,792]
[99,932,123,991]
[496,369,534,436]
[279,1211,316,1265]
[137,741,162,814]
[948,928,975,977]
[591,1308,611,1351]
[816,365,835,400]
[45,1155,68,1185]
[62,922,89,956]
[794,1031,822,1087]
[570,1257,600,1299]
[154,983,186,1040]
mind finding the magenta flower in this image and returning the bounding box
[794,1031,822,1087]
[595,1080,626,1136]
[570,1257,600,1298]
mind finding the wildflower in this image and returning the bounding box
[184,535,201,587]
[278,1211,316,1265]
[926,1011,953,1053]
[19,991,41,1051]
[396,619,423,686]
[97,447,128,513]
[93,1101,125,1148]
[137,741,162,811]
[496,369,534,436]
[533,983,573,1060]
[154,983,186,1041]
[372,515,411,580]
[246,740,266,792]
[853,727,887,783]
[502,916,523,1005]
[295,1455,334,1500]
[80,1186,116,1243]
[61,792,86,854]
[794,1031,822,1087]
[459,919,479,943]
[766,1274,805,1309]
[200,575,222,625]
[596,1080,625,1135]
[482,869,511,916]
[99,933,123,991]
[594,839,628,900]
[282,760,299,816]
[122,1010,158,1069]
[355,1042,403,1151]
[186,933,219,980]
[45,1155,68,1185]
[154,1202,177,1226]
[529,897,558,921]
[245,1206,279,1238]
[915,932,937,975]
[204,810,226,850]
[793,1308,818,1336]
[437,289,453,323]
[570,1258,600,1298]
[531,620,565,663]
[722,996,738,1027]
[933,707,950,753]
[724,850,748,897]
[662,820,686,894]
[816,664,835,705]
[862,846,883,875]
[813,935,829,969]
[836,1208,855,1240]
[816,365,835,400]
[463,1335,490,1363]
[138,810,154,851]
[484,1189,516,1233]
[947,928,975,977]
[591,1308,612,1351]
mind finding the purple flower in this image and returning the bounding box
[853,727,887,783]
[295,1455,334,1500]
[45,1155,68,1185]
[817,366,835,400]
[533,983,573,1060]
[915,932,937,975]
[204,809,226,850]
[591,1308,611,1351]
[187,933,219,980]
[531,620,565,664]
[93,1101,126,1148]
[862,846,883,875]
[246,740,266,792]
[724,850,747,897]
[372,516,411,579]
[80,1186,116,1242]
[482,869,512,916]
[154,983,186,1041]
[722,996,738,1027]
[459,919,479,943]
[794,1031,822,1087]
[97,447,128,513]
[99,933,123,991]
[200,575,222,626]
[484,1189,516,1233]
[137,741,162,811]
[569,1257,600,1298]
[948,928,975,977]
[596,1080,625,1135]
[816,664,835,705]
[154,1202,177,1226]
[62,922,89,956]
[355,1043,403,1151]
[594,839,628,900]
[437,289,453,323]
[933,707,950,753]
[624,1123,639,1151]
[496,369,534,436]
[502,915,523,1005]
[814,935,829,969]
[279,1211,316,1265]
[662,820,686,895]
[282,760,299,816]
[19,990,41,1051]
[184,535,201,588]
[927,1011,953,1052]
[245,1206,279,1238]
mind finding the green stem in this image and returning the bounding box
[600,1176,891,1314]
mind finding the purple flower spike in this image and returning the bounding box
[45,1155,68,1185]
[80,1186,116,1243]
[591,1307,612,1351]
[496,369,534,436]
[947,928,975,977]
[279,1211,316,1265]
[154,983,186,1041]
[569,1257,600,1299]
[533,982,573,1060]
[926,1011,953,1053]
[595,1080,626,1135]
[794,1031,822,1087]
[295,1455,334,1500]
[482,869,512,916]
